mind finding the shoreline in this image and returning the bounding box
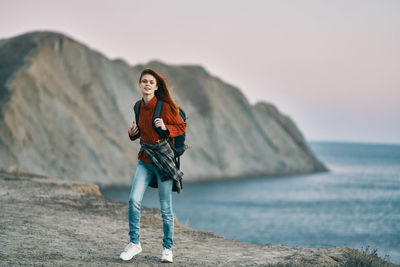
[99,167,329,189]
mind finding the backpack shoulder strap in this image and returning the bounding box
[134,100,142,125]
[152,99,165,137]
[179,107,186,121]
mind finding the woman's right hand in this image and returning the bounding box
[128,121,139,136]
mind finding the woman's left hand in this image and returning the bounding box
[154,118,167,131]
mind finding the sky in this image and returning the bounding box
[1,0,399,144]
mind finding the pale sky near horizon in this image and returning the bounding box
[1,0,399,144]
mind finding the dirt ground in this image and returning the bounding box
[0,171,361,266]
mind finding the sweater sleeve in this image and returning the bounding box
[162,103,187,138]
[128,131,140,141]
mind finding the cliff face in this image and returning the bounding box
[0,31,327,186]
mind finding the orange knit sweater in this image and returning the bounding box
[129,96,187,164]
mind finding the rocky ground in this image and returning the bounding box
[0,170,396,267]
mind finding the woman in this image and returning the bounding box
[119,68,187,263]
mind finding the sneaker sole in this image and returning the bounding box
[161,258,173,263]
[120,248,142,261]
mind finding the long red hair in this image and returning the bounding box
[139,68,179,116]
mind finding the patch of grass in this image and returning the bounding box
[141,216,163,226]
[343,245,397,267]
[263,263,307,267]
[2,176,21,181]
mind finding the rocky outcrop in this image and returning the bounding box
[0,31,327,186]
[251,102,327,173]
[0,170,369,267]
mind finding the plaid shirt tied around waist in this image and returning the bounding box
[139,139,183,194]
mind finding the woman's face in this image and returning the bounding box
[139,74,158,96]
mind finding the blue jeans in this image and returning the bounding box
[128,160,174,249]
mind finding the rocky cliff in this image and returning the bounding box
[0,31,327,186]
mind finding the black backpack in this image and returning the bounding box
[134,99,187,169]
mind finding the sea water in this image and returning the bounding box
[101,141,400,263]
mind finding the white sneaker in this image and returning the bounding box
[119,242,142,261]
[161,247,173,263]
